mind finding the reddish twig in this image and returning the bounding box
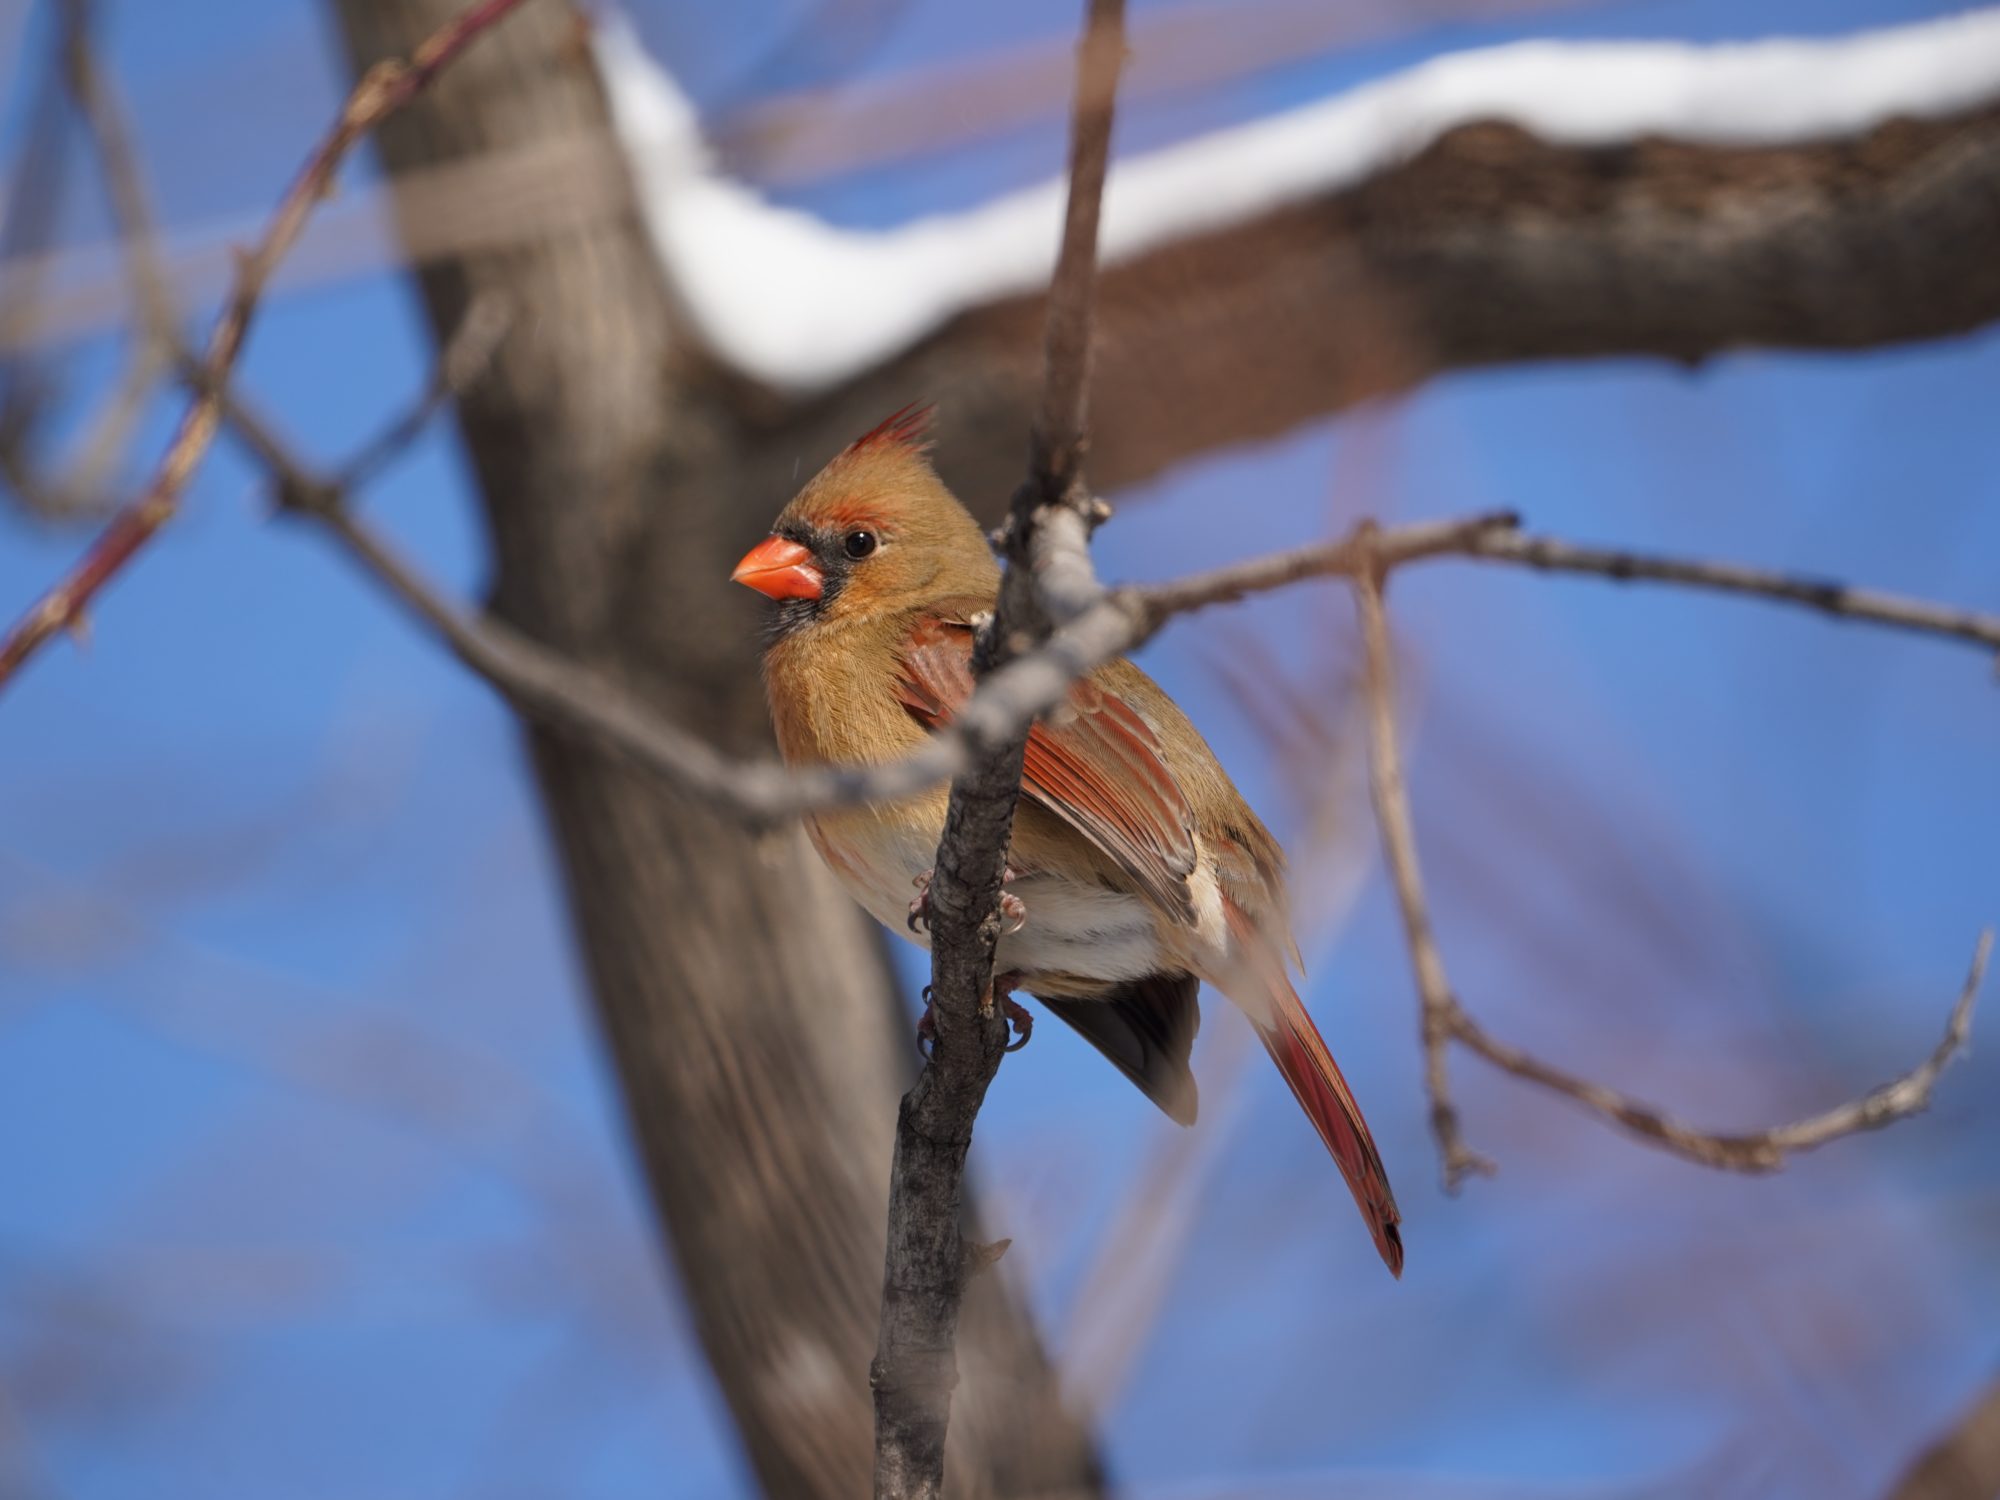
[0,0,535,689]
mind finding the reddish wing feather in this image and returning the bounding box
[896,615,1197,919]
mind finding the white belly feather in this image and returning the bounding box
[809,812,1171,987]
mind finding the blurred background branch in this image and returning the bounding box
[0,0,536,684]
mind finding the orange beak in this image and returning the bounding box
[731,535,823,600]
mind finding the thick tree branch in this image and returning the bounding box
[1354,557,1991,1189]
[763,97,2000,515]
[870,4,1126,1496]
[0,0,535,689]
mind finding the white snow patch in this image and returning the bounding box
[592,8,2000,391]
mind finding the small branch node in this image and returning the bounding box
[273,473,343,520]
[961,1237,1013,1282]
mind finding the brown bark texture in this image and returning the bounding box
[323,3,1102,1496]
[1886,1375,2000,1500]
[749,101,2000,516]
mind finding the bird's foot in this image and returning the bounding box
[908,867,1027,935]
[999,889,1027,934]
[912,978,1033,1056]
[997,991,1034,1052]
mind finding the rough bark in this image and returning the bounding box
[323,3,1100,1495]
[873,4,1127,1489]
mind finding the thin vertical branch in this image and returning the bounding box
[870,3,1128,1496]
[1030,0,1124,511]
[1352,560,1496,1188]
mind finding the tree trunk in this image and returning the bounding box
[1886,1376,2000,1500]
[322,3,1101,1494]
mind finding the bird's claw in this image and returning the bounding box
[907,867,1026,936]
[998,994,1033,1052]
[914,982,1032,1056]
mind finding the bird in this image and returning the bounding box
[731,404,1403,1276]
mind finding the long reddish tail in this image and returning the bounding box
[1250,979,1404,1277]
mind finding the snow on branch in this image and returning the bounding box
[592,7,2000,391]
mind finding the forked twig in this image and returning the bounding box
[1354,553,1990,1188]
[226,499,2000,828]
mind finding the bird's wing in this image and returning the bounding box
[1034,973,1201,1125]
[895,612,1199,921]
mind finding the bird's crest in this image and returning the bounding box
[846,401,935,457]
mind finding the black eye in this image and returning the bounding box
[842,530,878,560]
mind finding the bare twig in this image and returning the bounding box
[1353,563,1496,1187]
[0,0,140,524]
[1459,531,2000,656]
[280,498,2000,834]
[1354,551,1991,1187]
[0,0,536,689]
[0,0,190,522]
[59,0,176,339]
[49,0,504,521]
[870,3,1127,1495]
[1027,0,1122,515]
[1448,935,1987,1170]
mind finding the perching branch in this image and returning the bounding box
[1353,554,1991,1189]
[869,3,1127,1496]
[245,490,2000,832]
[0,0,536,689]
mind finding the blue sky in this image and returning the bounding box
[1,2,1996,1497]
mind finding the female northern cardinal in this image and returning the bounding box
[733,406,1403,1275]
